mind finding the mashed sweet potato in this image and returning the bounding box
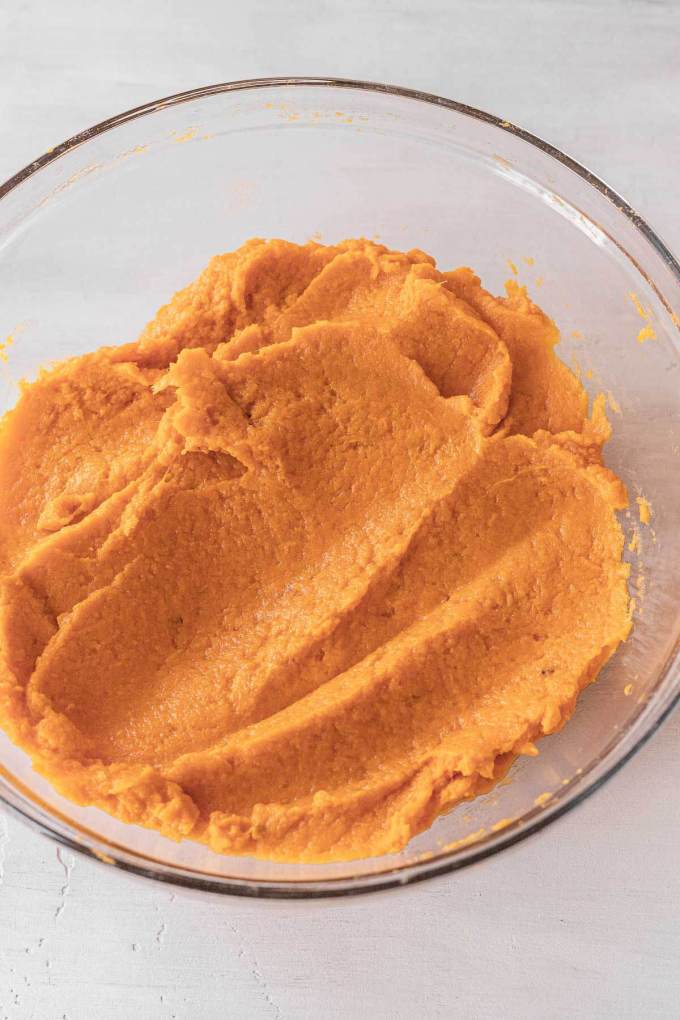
[0,239,631,862]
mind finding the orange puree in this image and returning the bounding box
[0,239,631,862]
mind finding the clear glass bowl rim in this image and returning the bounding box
[1,75,678,899]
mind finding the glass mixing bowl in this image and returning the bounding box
[1,78,679,898]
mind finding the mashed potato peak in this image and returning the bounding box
[0,239,631,862]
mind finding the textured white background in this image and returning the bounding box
[1,1,680,1017]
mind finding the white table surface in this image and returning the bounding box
[1,2,679,1017]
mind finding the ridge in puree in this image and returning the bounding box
[0,238,631,862]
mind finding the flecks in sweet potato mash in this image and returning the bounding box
[0,239,631,862]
